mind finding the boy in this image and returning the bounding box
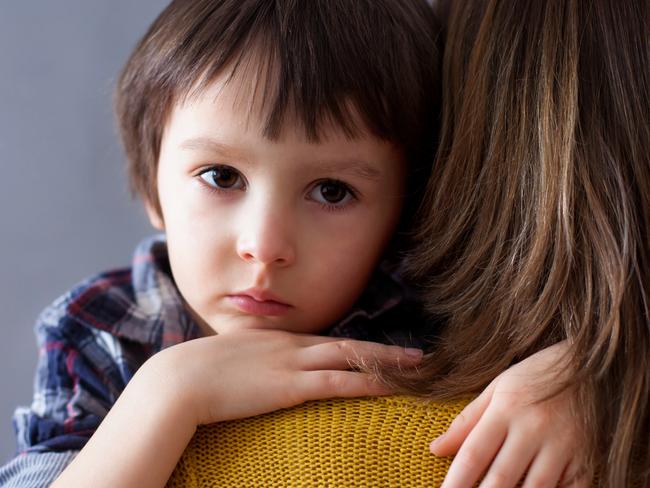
[0,1,439,486]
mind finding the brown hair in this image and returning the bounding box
[393,0,649,485]
[114,0,440,216]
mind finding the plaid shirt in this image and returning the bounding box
[1,235,426,486]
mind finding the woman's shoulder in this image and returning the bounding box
[168,395,473,487]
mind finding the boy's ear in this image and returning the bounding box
[144,201,165,230]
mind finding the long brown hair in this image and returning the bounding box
[399,1,650,485]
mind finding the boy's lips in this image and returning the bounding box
[227,289,292,316]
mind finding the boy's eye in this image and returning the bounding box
[198,165,245,190]
[309,180,355,206]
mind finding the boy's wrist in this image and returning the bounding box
[135,347,203,430]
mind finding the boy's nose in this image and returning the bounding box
[236,208,296,268]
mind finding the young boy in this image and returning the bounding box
[0,1,439,486]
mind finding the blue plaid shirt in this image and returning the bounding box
[0,235,426,486]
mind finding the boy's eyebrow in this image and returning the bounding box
[179,136,384,181]
[312,160,382,181]
[179,137,243,156]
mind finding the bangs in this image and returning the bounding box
[187,39,372,142]
[154,0,438,145]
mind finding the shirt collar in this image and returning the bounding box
[322,261,406,339]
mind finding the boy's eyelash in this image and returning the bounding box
[317,201,355,213]
[310,179,359,213]
[195,165,247,194]
[201,184,232,196]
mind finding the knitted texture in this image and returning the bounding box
[166,395,471,487]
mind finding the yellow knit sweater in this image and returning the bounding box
[166,395,471,487]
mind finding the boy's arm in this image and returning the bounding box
[52,329,423,488]
[50,355,196,488]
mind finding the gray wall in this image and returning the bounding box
[0,1,167,461]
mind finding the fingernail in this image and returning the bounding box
[430,434,444,450]
[405,347,423,359]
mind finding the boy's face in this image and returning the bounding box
[149,77,406,336]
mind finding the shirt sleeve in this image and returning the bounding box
[1,300,120,482]
[14,315,112,453]
[0,451,78,488]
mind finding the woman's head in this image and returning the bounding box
[406,1,649,484]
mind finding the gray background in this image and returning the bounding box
[0,1,167,461]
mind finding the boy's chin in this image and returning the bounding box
[203,316,287,336]
[203,314,324,336]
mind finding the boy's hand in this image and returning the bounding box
[53,330,421,488]
[146,329,423,426]
[431,342,589,488]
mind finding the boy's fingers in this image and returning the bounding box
[298,370,391,400]
[558,459,590,488]
[521,446,567,488]
[478,430,538,488]
[293,335,350,346]
[439,410,507,488]
[430,380,495,456]
[299,340,423,371]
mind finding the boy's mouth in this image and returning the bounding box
[227,288,292,316]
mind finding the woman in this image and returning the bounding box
[401,0,650,486]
